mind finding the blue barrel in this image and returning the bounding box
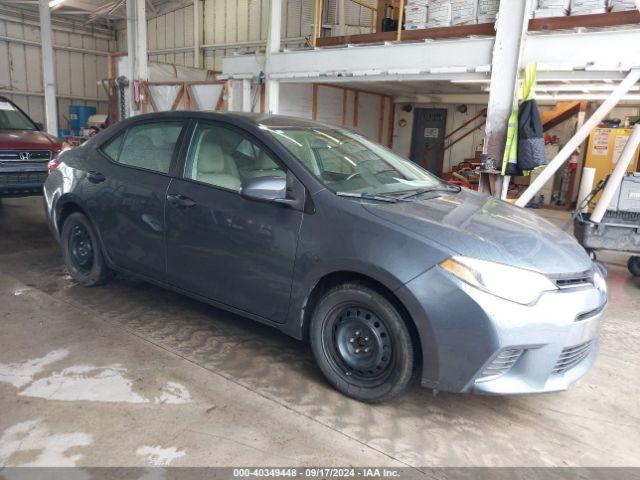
[57,128,70,139]
[69,105,96,132]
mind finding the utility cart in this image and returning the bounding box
[572,173,640,277]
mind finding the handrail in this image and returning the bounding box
[444,108,487,141]
[312,0,379,47]
[423,108,488,156]
[397,0,404,41]
[421,109,488,174]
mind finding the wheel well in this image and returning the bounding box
[57,202,86,233]
[302,271,423,373]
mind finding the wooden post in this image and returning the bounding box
[387,98,395,148]
[377,95,385,143]
[312,84,319,120]
[341,88,348,126]
[353,91,359,127]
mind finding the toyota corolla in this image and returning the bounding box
[44,112,607,402]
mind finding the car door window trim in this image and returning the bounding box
[96,118,188,178]
[177,120,292,196]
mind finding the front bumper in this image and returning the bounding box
[0,170,48,197]
[397,266,607,395]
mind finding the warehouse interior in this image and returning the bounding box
[1,0,640,474]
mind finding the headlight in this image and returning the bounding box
[593,269,607,294]
[440,256,558,305]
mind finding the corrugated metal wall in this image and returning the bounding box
[0,7,116,129]
[117,0,376,71]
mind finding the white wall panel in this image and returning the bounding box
[0,9,116,128]
[9,43,27,92]
[279,83,312,118]
[316,86,343,126]
[25,45,42,93]
[248,0,262,41]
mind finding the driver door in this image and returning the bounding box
[165,122,303,323]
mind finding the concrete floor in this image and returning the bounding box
[0,196,639,468]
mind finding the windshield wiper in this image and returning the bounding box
[398,185,462,200]
[336,192,400,203]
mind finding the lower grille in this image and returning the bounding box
[0,172,48,185]
[476,348,523,383]
[553,340,594,374]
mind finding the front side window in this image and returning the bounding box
[184,123,285,191]
[116,122,184,174]
[0,100,37,130]
[267,127,445,196]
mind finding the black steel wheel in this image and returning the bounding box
[310,282,414,403]
[330,307,394,383]
[628,256,640,277]
[61,212,112,287]
[68,223,94,274]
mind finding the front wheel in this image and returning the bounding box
[61,212,113,287]
[310,283,414,403]
[628,256,640,277]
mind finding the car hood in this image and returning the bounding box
[363,189,593,276]
[0,129,61,151]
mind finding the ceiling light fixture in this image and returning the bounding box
[48,0,66,8]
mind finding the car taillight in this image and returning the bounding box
[48,156,61,174]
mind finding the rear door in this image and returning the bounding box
[165,121,303,323]
[86,120,186,281]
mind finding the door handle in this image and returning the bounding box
[87,171,105,183]
[166,193,196,209]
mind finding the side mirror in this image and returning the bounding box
[240,175,301,208]
[34,122,44,131]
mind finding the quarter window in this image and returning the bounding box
[116,122,184,174]
[101,133,124,161]
[184,123,285,191]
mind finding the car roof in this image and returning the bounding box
[123,111,340,130]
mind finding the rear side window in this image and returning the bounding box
[101,133,123,161]
[116,122,184,174]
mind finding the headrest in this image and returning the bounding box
[197,131,226,174]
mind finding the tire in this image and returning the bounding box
[310,282,414,403]
[628,256,640,277]
[61,212,112,287]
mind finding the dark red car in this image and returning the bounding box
[0,96,63,198]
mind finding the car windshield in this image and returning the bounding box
[265,126,446,196]
[0,100,36,130]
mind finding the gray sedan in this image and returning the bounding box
[44,112,607,402]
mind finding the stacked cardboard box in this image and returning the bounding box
[451,0,478,25]
[404,0,429,30]
[427,0,453,27]
[477,0,500,23]
[570,0,608,15]
[533,0,570,18]
[609,0,637,11]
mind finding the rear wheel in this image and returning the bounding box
[310,283,414,403]
[61,212,112,286]
[628,256,640,277]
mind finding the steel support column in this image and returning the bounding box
[126,0,148,117]
[193,0,202,68]
[242,79,252,112]
[265,0,282,114]
[39,0,57,136]
[482,0,534,197]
